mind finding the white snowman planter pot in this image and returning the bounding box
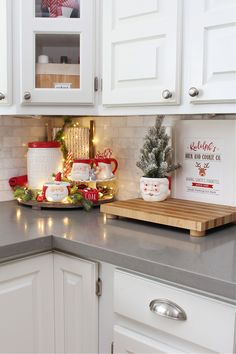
[140,177,170,202]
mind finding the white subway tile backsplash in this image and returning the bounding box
[127,116,144,127]
[0,116,47,202]
[0,191,15,201]
[1,114,235,203]
[77,115,236,200]
[3,137,22,147]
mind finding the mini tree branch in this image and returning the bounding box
[136,116,181,178]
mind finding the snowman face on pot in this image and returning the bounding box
[140,177,170,202]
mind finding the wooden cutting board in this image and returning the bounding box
[100,198,236,237]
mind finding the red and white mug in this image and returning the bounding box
[71,159,93,181]
[95,158,118,180]
[43,182,70,202]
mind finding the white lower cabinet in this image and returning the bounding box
[114,325,184,354]
[0,254,54,353]
[113,269,236,354]
[0,253,98,354]
[0,253,235,354]
[54,253,99,354]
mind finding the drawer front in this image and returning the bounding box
[114,270,236,353]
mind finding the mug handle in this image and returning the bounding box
[110,158,118,174]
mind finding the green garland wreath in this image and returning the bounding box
[54,116,73,160]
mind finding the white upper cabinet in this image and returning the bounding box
[102,0,182,106]
[0,0,235,114]
[0,0,12,105]
[20,0,95,105]
[187,0,236,104]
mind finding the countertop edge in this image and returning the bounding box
[52,236,236,305]
[1,235,234,304]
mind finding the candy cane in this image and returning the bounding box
[63,151,73,177]
[104,148,113,158]
[95,148,113,159]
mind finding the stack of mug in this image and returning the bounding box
[70,158,118,181]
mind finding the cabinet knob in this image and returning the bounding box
[189,87,199,97]
[0,92,5,101]
[24,92,31,100]
[149,299,187,321]
[162,89,172,99]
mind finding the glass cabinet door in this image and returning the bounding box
[0,0,12,105]
[35,33,81,89]
[20,0,94,105]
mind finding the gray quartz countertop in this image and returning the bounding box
[0,201,235,304]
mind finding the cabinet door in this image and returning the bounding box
[20,0,95,105]
[187,0,236,104]
[102,0,182,106]
[114,325,184,354]
[0,254,54,354]
[0,0,12,105]
[54,253,98,354]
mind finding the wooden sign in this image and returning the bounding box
[173,120,236,206]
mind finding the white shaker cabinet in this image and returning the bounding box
[54,253,98,354]
[20,0,95,105]
[0,254,54,354]
[0,252,99,354]
[186,0,236,104]
[0,0,12,105]
[102,0,182,106]
[102,0,236,112]
[113,325,184,354]
[113,269,236,354]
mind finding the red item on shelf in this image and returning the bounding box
[37,195,45,202]
[79,189,99,203]
[9,175,28,188]
[41,0,79,17]
[54,172,62,181]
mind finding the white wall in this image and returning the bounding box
[0,116,47,201]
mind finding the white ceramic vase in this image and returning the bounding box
[140,177,170,202]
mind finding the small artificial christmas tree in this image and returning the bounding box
[136,116,180,178]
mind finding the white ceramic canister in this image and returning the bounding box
[27,142,63,189]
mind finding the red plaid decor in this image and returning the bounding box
[42,0,79,17]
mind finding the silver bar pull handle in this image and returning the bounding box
[149,299,187,321]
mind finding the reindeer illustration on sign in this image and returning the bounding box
[195,162,210,177]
